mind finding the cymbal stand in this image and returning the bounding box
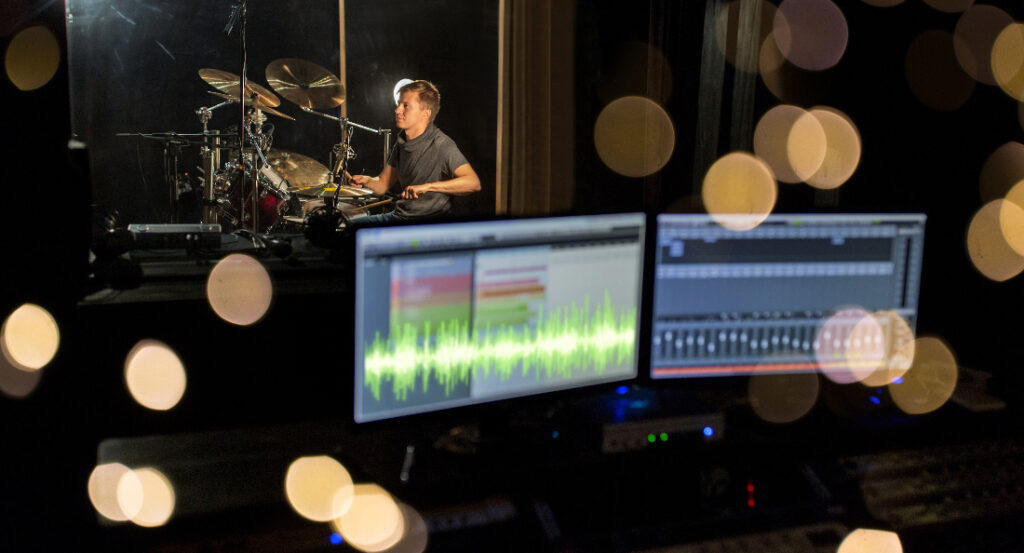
[196,100,233,225]
[299,106,392,214]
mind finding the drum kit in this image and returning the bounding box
[125,57,393,235]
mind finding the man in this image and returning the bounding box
[350,80,480,224]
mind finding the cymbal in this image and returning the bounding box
[265,58,345,109]
[206,91,295,121]
[199,68,281,107]
[266,151,331,188]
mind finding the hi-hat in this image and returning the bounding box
[265,150,332,189]
[265,58,345,109]
[206,90,295,121]
[199,68,281,107]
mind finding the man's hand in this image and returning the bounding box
[402,184,429,199]
[350,175,372,187]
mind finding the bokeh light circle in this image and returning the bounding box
[593,96,676,178]
[923,0,975,13]
[992,23,1024,102]
[379,504,429,553]
[999,184,1024,256]
[1,303,59,371]
[815,308,885,384]
[0,351,43,398]
[889,336,958,415]
[773,0,849,71]
[838,528,903,553]
[905,30,975,111]
[88,463,142,522]
[805,107,861,190]
[954,5,1013,86]
[748,372,820,424]
[759,33,828,105]
[979,141,1024,203]
[4,25,60,91]
[754,105,827,183]
[967,199,1024,281]
[128,468,175,527]
[335,484,406,553]
[124,340,187,411]
[206,253,274,326]
[702,152,777,231]
[859,310,916,387]
[285,456,355,522]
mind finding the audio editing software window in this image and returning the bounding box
[651,213,926,379]
[353,213,646,423]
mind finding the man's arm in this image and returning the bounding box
[401,163,481,199]
[350,164,397,196]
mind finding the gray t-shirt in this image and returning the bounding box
[388,124,469,219]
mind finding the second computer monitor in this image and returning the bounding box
[650,213,926,379]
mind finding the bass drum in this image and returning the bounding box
[221,162,291,232]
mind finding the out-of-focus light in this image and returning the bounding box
[861,0,904,6]
[992,23,1024,102]
[773,0,848,71]
[206,253,274,326]
[1,303,59,371]
[0,351,43,398]
[905,30,975,111]
[4,25,60,91]
[88,463,143,522]
[999,186,1024,256]
[805,107,861,190]
[702,152,777,231]
[869,395,881,405]
[616,385,629,395]
[285,456,355,522]
[334,484,405,553]
[330,532,344,546]
[600,41,673,105]
[980,142,1024,203]
[967,199,1024,281]
[382,503,429,553]
[714,0,777,74]
[593,96,676,178]
[838,529,903,553]
[703,426,714,437]
[890,336,958,415]
[754,104,826,183]
[923,0,975,13]
[860,310,916,387]
[748,372,820,423]
[127,467,175,527]
[393,79,413,104]
[124,340,187,411]
[816,308,884,384]
[954,5,1013,86]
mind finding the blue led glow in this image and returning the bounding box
[330,533,343,546]
[703,426,714,437]
[616,385,629,395]
[869,396,881,405]
[552,430,560,439]
[892,376,904,384]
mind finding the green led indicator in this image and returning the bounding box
[793,220,802,226]
[410,240,420,247]
[659,432,668,442]
[647,434,656,443]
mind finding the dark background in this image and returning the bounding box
[5,0,1024,552]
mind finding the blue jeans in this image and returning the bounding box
[348,211,404,227]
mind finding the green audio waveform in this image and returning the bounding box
[364,291,636,402]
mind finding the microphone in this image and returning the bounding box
[223,3,244,36]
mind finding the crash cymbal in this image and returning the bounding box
[206,91,295,121]
[265,151,331,188]
[265,58,345,109]
[199,68,281,107]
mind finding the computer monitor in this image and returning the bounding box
[650,213,926,379]
[353,213,647,423]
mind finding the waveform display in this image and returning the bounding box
[363,291,637,402]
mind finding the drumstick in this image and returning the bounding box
[355,198,393,211]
